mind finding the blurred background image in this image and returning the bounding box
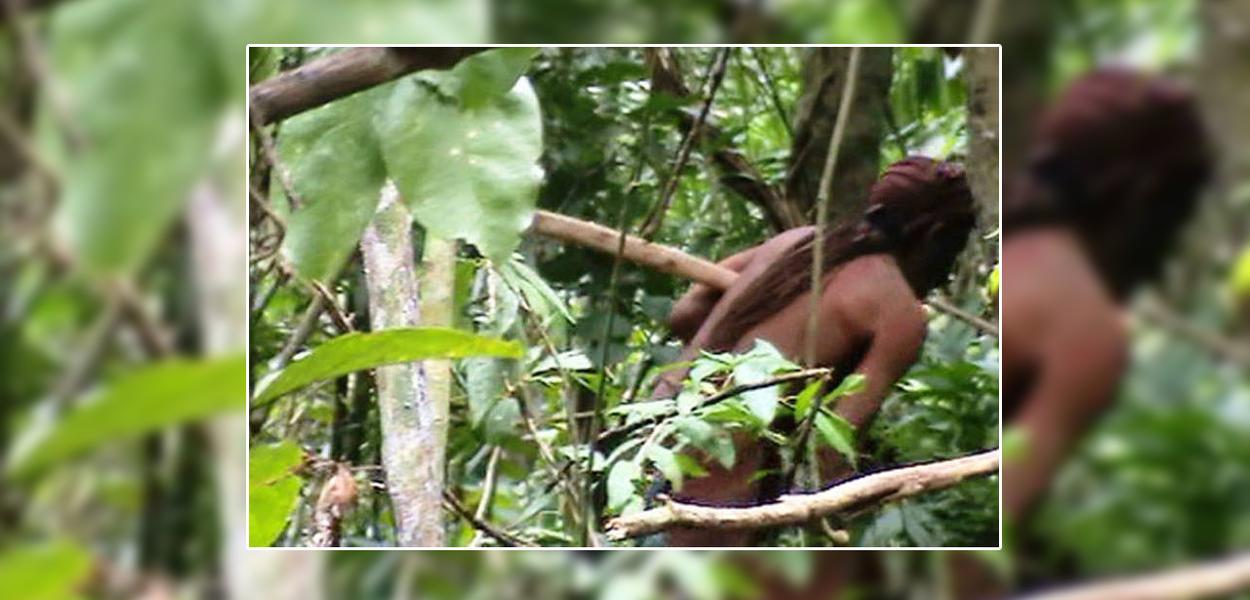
[1,0,1248,598]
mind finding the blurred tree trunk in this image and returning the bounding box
[186,180,245,597]
[963,46,1000,228]
[360,183,446,546]
[1197,0,1250,264]
[786,47,892,226]
[908,0,1054,189]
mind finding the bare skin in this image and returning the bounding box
[1001,227,1128,520]
[658,226,927,546]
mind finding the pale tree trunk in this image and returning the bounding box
[359,182,446,546]
[786,47,892,226]
[186,174,246,594]
[1197,0,1250,262]
[419,236,455,425]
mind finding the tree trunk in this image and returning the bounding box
[359,182,446,546]
[786,47,892,226]
[963,46,1000,228]
[186,179,246,597]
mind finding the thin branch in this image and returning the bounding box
[1136,296,1250,369]
[639,48,731,240]
[596,368,834,446]
[1017,553,1250,600]
[806,47,861,365]
[442,490,534,547]
[529,209,737,290]
[646,48,801,230]
[747,47,793,140]
[604,448,998,540]
[249,47,487,125]
[469,446,503,547]
[927,295,999,337]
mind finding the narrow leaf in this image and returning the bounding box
[253,328,523,404]
[8,356,245,480]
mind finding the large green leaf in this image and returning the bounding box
[448,47,541,107]
[278,90,388,283]
[252,327,523,405]
[0,539,92,600]
[376,73,543,263]
[49,0,222,276]
[248,441,304,546]
[6,355,245,481]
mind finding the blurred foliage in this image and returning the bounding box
[0,0,1243,596]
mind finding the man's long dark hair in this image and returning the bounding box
[1003,68,1211,298]
[703,156,977,352]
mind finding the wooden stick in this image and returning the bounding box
[530,210,1001,338]
[1018,553,1250,600]
[529,209,737,290]
[604,448,999,540]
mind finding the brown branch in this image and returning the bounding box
[1017,553,1250,600]
[529,211,991,336]
[927,295,999,337]
[646,48,803,231]
[442,490,534,547]
[249,47,487,125]
[1137,296,1250,369]
[604,448,998,540]
[639,48,731,239]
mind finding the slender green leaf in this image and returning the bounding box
[253,328,523,404]
[7,355,245,481]
[814,411,857,468]
[647,444,683,490]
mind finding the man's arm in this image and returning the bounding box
[1005,319,1126,520]
[668,246,758,343]
[817,301,927,484]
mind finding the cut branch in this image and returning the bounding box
[1017,553,1250,600]
[528,211,996,337]
[529,209,737,290]
[249,47,487,125]
[604,448,998,540]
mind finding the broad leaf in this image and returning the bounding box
[606,458,641,513]
[8,355,245,480]
[448,47,541,107]
[376,73,543,263]
[0,539,92,600]
[278,90,388,283]
[50,0,219,276]
[647,444,683,490]
[793,379,824,420]
[252,328,523,404]
[248,441,303,546]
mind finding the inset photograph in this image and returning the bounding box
[247,45,1001,547]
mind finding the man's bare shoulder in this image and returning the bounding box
[1003,228,1126,356]
[829,254,923,331]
